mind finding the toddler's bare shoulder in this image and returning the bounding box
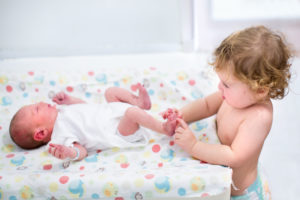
[247,102,273,124]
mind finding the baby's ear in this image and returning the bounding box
[33,128,49,141]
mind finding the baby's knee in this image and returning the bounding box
[124,107,141,120]
[105,87,117,101]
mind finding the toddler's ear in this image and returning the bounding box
[257,87,269,98]
[33,128,49,141]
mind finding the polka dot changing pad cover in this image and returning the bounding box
[0,54,232,200]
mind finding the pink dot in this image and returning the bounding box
[43,164,52,170]
[152,144,161,153]
[0,126,2,130]
[88,71,94,76]
[169,141,175,146]
[6,153,14,158]
[158,163,163,167]
[6,85,13,92]
[59,176,69,184]
[35,88,39,92]
[96,149,102,153]
[120,163,129,168]
[115,197,124,200]
[145,174,154,179]
[130,84,138,92]
[66,86,73,92]
[201,193,209,197]
[97,89,101,93]
[28,71,34,76]
[160,83,164,87]
[79,166,85,170]
[189,79,196,86]
[150,66,156,70]
[182,96,186,101]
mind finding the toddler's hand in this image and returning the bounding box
[52,91,72,105]
[174,118,197,154]
[48,143,76,160]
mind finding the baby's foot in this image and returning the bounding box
[135,83,151,110]
[162,112,177,136]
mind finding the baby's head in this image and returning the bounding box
[212,25,293,100]
[9,102,58,149]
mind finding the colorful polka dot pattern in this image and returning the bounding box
[0,64,232,199]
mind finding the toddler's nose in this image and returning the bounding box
[218,82,223,91]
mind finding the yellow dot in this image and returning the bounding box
[40,151,48,157]
[149,139,155,144]
[134,178,144,187]
[111,147,120,152]
[2,144,14,153]
[143,70,150,75]
[15,176,24,183]
[143,151,151,158]
[82,75,88,81]
[49,182,58,192]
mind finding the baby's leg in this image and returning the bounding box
[105,83,151,110]
[118,107,176,136]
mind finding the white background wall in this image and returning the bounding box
[0,0,183,58]
[193,0,300,55]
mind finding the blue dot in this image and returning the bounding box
[170,80,176,85]
[49,80,56,86]
[91,193,100,199]
[178,188,186,196]
[148,89,154,96]
[85,92,91,98]
[1,96,12,105]
[113,81,120,87]
[23,93,28,98]
[9,196,17,200]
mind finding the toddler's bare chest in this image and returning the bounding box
[216,103,245,145]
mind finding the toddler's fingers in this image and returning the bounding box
[176,118,188,129]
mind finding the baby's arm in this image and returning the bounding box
[52,91,86,105]
[180,91,223,123]
[48,142,88,161]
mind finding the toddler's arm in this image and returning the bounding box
[180,91,223,123]
[175,109,272,167]
[52,91,86,105]
[48,143,87,161]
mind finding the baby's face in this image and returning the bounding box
[217,70,261,109]
[19,102,58,135]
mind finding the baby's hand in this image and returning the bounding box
[52,91,73,105]
[48,143,76,160]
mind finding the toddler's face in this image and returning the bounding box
[217,70,259,109]
[19,102,57,136]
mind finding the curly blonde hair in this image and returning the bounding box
[211,26,293,99]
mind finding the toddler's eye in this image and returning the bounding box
[223,82,229,88]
